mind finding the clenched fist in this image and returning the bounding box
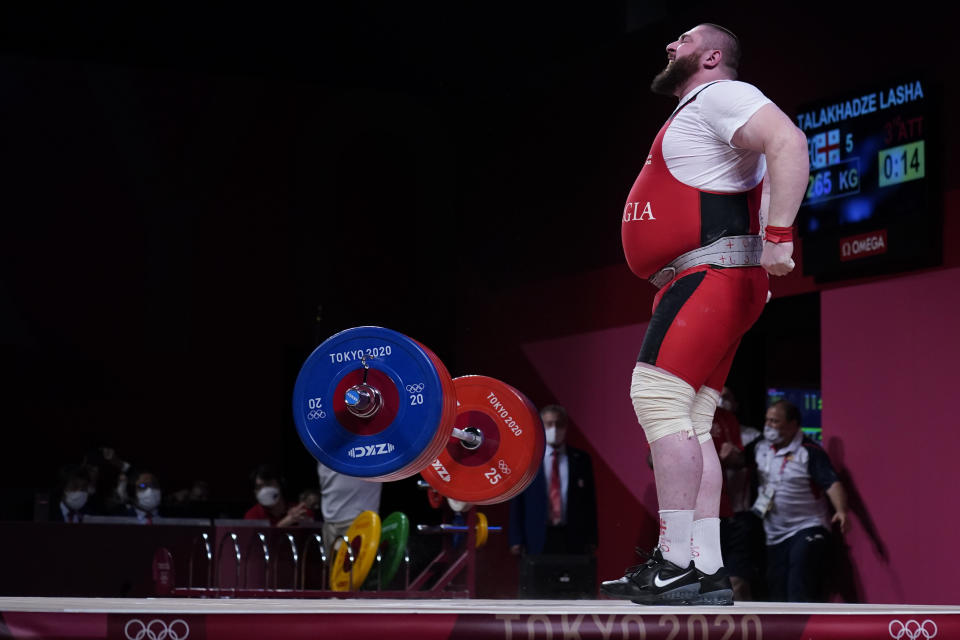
[761,240,795,276]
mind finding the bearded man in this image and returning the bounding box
[601,23,809,606]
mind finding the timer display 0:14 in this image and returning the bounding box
[878,140,924,187]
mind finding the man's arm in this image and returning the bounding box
[732,103,810,276]
[826,480,850,534]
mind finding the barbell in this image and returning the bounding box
[416,512,502,548]
[292,326,545,504]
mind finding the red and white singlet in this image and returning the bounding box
[625,81,774,390]
[621,81,769,280]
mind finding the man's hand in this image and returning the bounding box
[761,240,795,276]
[278,502,310,527]
[831,510,849,535]
[826,481,849,535]
[509,544,523,555]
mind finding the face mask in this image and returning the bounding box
[64,490,88,511]
[544,427,557,445]
[257,486,280,507]
[137,488,162,511]
[763,426,781,444]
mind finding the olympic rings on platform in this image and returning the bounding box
[124,619,190,640]
[889,619,938,640]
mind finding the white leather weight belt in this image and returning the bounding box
[649,235,763,289]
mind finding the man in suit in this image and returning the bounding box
[50,464,97,523]
[509,404,598,594]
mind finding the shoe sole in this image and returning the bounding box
[600,590,641,600]
[682,588,735,606]
[630,583,700,605]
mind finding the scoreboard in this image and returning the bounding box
[795,78,940,281]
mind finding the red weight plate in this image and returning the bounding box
[378,338,457,481]
[499,381,546,502]
[420,375,544,505]
[472,380,544,504]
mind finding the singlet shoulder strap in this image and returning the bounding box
[669,80,726,119]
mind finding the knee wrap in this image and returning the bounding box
[630,364,696,444]
[691,386,721,444]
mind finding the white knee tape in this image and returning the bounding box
[691,386,721,444]
[630,364,696,443]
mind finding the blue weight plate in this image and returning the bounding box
[292,326,447,480]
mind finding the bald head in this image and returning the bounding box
[696,23,741,77]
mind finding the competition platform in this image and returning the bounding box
[1,597,958,640]
[9,327,954,638]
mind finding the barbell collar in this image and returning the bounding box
[451,426,483,449]
[344,384,383,418]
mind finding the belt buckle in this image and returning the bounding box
[654,265,677,288]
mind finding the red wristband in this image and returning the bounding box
[764,225,794,243]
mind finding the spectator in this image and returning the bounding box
[245,464,314,527]
[509,405,598,595]
[316,462,381,557]
[745,400,849,601]
[189,480,210,503]
[51,464,96,523]
[166,479,212,518]
[720,385,760,445]
[82,446,132,515]
[122,470,164,524]
[298,488,321,514]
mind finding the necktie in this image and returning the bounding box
[549,450,562,525]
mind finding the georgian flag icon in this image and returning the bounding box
[811,128,841,169]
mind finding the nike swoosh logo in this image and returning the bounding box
[653,569,693,588]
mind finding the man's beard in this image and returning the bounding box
[650,52,701,96]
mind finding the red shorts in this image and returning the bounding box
[638,265,768,391]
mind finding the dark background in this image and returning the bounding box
[0,2,951,518]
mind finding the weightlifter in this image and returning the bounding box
[600,23,809,605]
